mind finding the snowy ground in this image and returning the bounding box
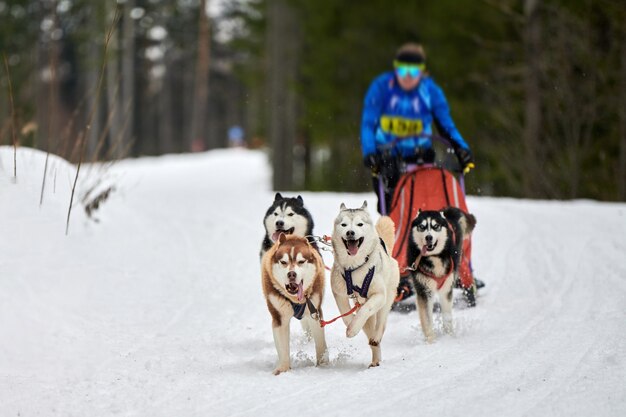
[1,146,625,417]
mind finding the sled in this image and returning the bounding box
[374,131,476,290]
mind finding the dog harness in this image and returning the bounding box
[342,265,375,299]
[340,238,388,299]
[291,302,307,320]
[290,297,320,321]
[418,258,454,290]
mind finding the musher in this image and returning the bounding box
[360,42,481,305]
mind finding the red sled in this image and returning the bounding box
[389,166,474,289]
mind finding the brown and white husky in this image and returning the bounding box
[261,233,328,375]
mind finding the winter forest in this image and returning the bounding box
[1,0,625,201]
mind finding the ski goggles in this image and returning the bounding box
[393,60,425,78]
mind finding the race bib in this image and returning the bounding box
[379,116,423,137]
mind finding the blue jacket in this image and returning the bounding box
[360,71,469,158]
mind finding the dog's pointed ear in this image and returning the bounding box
[274,192,283,202]
[340,203,347,210]
[296,195,304,205]
[361,200,368,209]
[440,210,446,219]
[418,208,422,215]
[278,232,287,244]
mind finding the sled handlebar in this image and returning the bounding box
[375,133,473,175]
[375,133,455,153]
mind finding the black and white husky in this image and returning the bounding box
[260,193,316,259]
[406,207,476,343]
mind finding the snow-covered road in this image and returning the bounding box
[1,147,625,416]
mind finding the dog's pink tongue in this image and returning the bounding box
[347,241,359,256]
[272,231,280,241]
[297,282,304,302]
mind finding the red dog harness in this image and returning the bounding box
[418,258,454,290]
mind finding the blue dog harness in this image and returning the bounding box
[290,297,320,321]
[291,302,307,320]
[342,265,375,298]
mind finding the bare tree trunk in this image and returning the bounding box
[267,0,298,191]
[617,28,626,201]
[87,38,102,159]
[122,0,135,157]
[245,83,261,148]
[189,0,211,151]
[523,0,542,198]
[37,5,61,154]
[159,51,175,154]
[106,1,122,159]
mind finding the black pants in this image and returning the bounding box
[372,148,435,215]
[371,175,399,215]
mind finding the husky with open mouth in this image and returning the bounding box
[260,193,316,259]
[329,201,400,368]
[406,207,476,343]
[261,234,328,375]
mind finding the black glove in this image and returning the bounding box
[363,154,380,172]
[455,147,474,172]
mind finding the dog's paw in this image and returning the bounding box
[272,365,291,375]
[346,322,361,338]
[368,361,380,368]
[317,352,330,366]
[317,355,330,366]
[425,335,436,344]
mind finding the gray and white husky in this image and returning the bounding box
[406,207,476,343]
[330,201,400,368]
[261,193,316,259]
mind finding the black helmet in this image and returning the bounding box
[395,43,426,65]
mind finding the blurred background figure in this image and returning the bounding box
[228,125,245,148]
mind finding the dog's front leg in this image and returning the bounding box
[416,293,435,343]
[272,317,291,375]
[372,302,392,344]
[362,315,382,367]
[332,288,355,327]
[413,277,436,343]
[347,292,385,338]
[305,315,329,366]
[440,285,454,335]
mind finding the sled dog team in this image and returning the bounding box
[261,193,476,375]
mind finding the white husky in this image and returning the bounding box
[330,201,400,367]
